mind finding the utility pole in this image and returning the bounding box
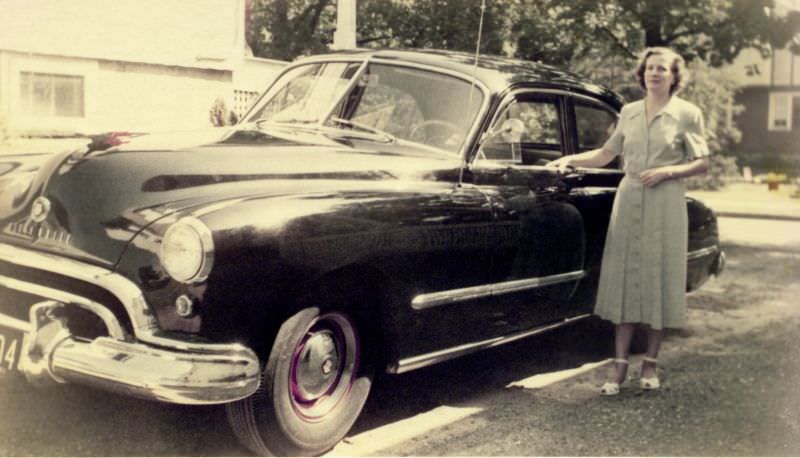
[332,0,357,50]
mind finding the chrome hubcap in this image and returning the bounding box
[294,331,340,401]
[289,312,359,421]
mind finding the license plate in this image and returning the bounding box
[0,329,25,374]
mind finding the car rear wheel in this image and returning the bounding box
[226,307,372,456]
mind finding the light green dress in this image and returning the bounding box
[594,97,710,329]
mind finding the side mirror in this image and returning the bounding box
[477,119,525,162]
[481,118,525,146]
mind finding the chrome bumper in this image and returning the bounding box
[0,243,260,405]
[712,250,726,276]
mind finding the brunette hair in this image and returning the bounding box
[634,47,687,95]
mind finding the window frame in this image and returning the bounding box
[767,91,800,132]
[567,95,619,154]
[565,94,622,170]
[19,71,85,118]
[479,88,569,165]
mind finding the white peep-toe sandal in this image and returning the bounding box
[600,358,629,396]
[640,356,660,390]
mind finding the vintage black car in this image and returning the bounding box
[0,49,724,456]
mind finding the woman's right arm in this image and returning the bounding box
[547,147,617,169]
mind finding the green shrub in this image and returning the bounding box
[733,152,800,177]
[209,98,238,127]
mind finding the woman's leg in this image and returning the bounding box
[609,323,635,383]
[642,325,663,379]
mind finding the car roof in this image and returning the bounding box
[295,48,624,109]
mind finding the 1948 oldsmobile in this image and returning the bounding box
[0,49,724,456]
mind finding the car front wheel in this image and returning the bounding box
[226,307,372,456]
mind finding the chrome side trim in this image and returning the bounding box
[0,274,126,339]
[687,246,718,261]
[389,313,592,374]
[411,270,586,310]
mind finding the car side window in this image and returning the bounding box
[574,101,618,151]
[483,95,563,165]
[515,100,561,145]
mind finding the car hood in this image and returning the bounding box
[0,127,462,267]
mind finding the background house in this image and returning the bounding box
[724,46,800,170]
[723,0,800,173]
[0,0,285,139]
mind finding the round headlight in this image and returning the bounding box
[159,217,214,283]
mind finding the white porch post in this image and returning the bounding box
[332,0,357,50]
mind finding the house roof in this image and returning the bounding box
[0,0,248,70]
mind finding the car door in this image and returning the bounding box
[560,95,624,310]
[471,89,589,330]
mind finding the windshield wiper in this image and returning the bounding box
[255,117,319,128]
[328,117,397,143]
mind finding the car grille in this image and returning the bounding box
[0,258,132,332]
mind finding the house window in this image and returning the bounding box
[20,72,84,117]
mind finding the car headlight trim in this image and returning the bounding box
[159,217,214,283]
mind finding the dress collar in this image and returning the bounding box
[659,96,682,120]
[629,97,681,121]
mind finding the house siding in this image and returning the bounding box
[1,50,234,134]
[733,87,799,155]
[0,0,285,139]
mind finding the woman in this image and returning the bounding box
[548,47,710,395]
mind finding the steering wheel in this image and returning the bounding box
[409,120,464,146]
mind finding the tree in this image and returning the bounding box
[246,0,506,61]
[247,0,336,61]
[357,0,505,54]
[247,0,799,65]
[511,0,800,68]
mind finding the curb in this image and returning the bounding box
[715,211,800,222]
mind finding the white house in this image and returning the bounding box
[0,0,286,137]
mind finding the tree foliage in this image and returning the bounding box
[246,0,506,59]
[247,0,799,68]
[357,0,505,53]
[247,0,337,60]
[510,0,799,68]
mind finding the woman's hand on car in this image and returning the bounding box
[546,156,574,173]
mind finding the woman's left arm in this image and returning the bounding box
[639,158,709,188]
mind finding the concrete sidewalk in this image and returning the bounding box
[688,181,800,221]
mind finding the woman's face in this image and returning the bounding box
[644,54,675,96]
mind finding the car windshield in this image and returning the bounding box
[247,61,485,155]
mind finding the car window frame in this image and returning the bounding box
[565,94,622,170]
[566,95,619,152]
[475,88,570,166]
